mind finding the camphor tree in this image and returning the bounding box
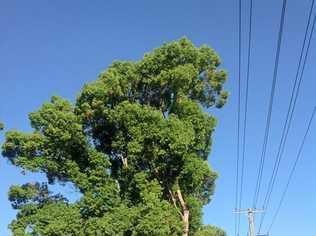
[2,38,228,236]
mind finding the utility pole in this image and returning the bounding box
[234,208,265,236]
[248,208,255,236]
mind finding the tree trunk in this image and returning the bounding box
[119,153,128,168]
[176,189,189,236]
[122,157,128,167]
[182,209,189,236]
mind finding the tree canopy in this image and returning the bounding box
[2,38,228,236]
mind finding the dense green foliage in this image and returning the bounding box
[195,226,226,236]
[2,38,228,235]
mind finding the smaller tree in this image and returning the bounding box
[0,122,4,130]
[195,225,226,236]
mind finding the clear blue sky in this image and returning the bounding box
[1,1,315,235]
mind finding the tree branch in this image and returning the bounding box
[169,189,183,218]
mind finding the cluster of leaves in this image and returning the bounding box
[2,38,228,235]
[195,226,226,236]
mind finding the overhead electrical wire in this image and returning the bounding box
[252,0,288,209]
[263,9,316,210]
[263,11,316,210]
[235,0,254,235]
[267,107,316,233]
[232,0,315,234]
[240,0,254,217]
[235,0,242,235]
[236,0,255,234]
[258,2,316,233]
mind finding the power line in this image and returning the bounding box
[264,12,316,208]
[253,0,288,209]
[264,10,316,209]
[236,0,253,235]
[267,107,316,233]
[236,0,254,233]
[263,9,316,229]
[258,4,316,233]
[235,0,242,235]
[240,0,253,215]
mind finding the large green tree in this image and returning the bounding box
[2,38,228,236]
